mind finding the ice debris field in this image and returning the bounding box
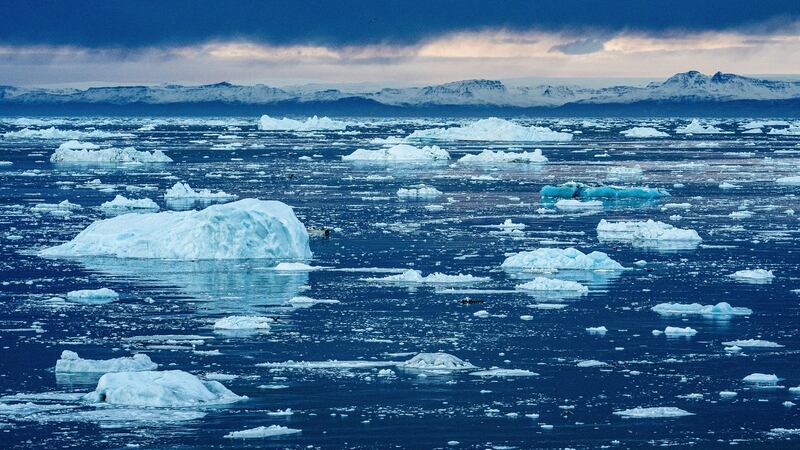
[0,116,799,449]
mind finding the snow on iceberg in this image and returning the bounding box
[366,269,489,284]
[342,144,450,162]
[51,145,172,164]
[213,316,272,331]
[397,353,476,371]
[82,370,245,407]
[620,127,669,138]
[651,302,752,316]
[66,288,119,304]
[396,185,443,200]
[40,199,312,260]
[224,425,301,439]
[540,182,669,200]
[163,182,238,200]
[596,219,701,245]
[458,149,548,164]
[55,350,157,373]
[100,195,159,212]
[257,115,348,131]
[501,247,624,271]
[729,269,774,283]
[515,277,589,295]
[613,407,694,419]
[406,118,572,142]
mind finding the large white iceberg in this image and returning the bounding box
[613,407,694,419]
[722,339,783,348]
[51,144,172,163]
[40,199,312,260]
[342,144,450,162]
[82,370,245,407]
[55,350,158,373]
[257,115,348,131]
[213,316,272,331]
[651,302,752,316]
[729,269,774,283]
[596,219,702,244]
[66,288,119,303]
[776,176,800,186]
[100,195,159,212]
[458,149,548,164]
[515,277,589,295]
[620,127,669,138]
[163,182,238,201]
[397,353,476,371]
[675,119,722,134]
[407,118,572,142]
[501,247,624,271]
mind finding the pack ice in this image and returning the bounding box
[40,199,312,260]
[55,350,158,373]
[342,144,450,162]
[458,149,548,164]
[406,118,572,142]
[501,247,624,271]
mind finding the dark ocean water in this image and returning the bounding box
[0,117,798,449]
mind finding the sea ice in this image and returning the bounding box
[55,350,158,373]
[224,425,301,439]
[342,144,450,162]
[721,339,783,348]
[398,353,476,371]
[776,176,800,185]
[651,302,752,316]
[366,269,489,284]
[613,407,694,418]
[469,368,538,377]
[620,127,669,138]
[406,118,572,142]
[100,195,159,212]
[458,149,548,164]
[51,144,172,163]
[555,199,603,211]
[729,269,774,283]
[501,247,624,271]
[213,316,272,331]
[515,277,589,295]
[66,288,119,303]
[163,182,238,200]
[742,373,779,384]
[396,185,443,200]
[540,182,669,200]
[676,119,722,134]
[258,114,348,131]
[597,219,702,243]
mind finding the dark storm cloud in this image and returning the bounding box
[1,0,799,49]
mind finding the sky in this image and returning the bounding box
[2,0,800,87]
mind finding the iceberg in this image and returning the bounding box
[213,316,272,331]
[596,219,702,243]
[676,119,723,134]
[66,288,119,303]
[651,302,752,316]
[620,127,669,138]
[540,182,669,200]
[397,353,476,371]
[51,145,172,164]
[407,118,572,142]
[258,114,348,131]
[555,199,603,211]
[55,350,157,373]
[661,326,698,336]
[4,127,129,140]
[100,195,159,212]
[515,277,589,295]
[743,373,779,384]
[396,185,443,200]
[501,247,624,271]
[469,368,538,377]
[224,425,301,439]
[458,149,548,164]
[82,370,245,407]
[366,269,489,284]
[40,199,311,260]
[613,407,694,419]
[722,339,783,348]
[776,176,800,186]
[342,144,450,162]
[163,182,238,201]
[729,269,774,283]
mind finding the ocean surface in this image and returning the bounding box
[0,116,799,449]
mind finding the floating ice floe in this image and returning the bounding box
[273,262,319,271]
[397,353,476,371]
[555,199,603,211]
[458,149,548,164]
[4,127,130,140]
[586,326,608,335]
[406,118,572,142]
[40,199,312,260]
[224,425,301,439]
[577,360,608,368]
[469,368,539,377]
[675,119,723,134]
[651,302,752,316]
[655,326,698,337]
[721,339,783,348]
[66,288,119,304]
[366,269,489,284]
[287,296,340,307]
[620,127,670,138]
[257,114,348,131]
[596,219,702,247]
[729,269,774,283]
[163,181,238,201]
[32,200,82,214]
[82,370,245,407]
[607,165,644,179]
[51,143,172,164]
[515,277,589,295]
[743,373,780,384]
[776,176,800,185]
[540,182,669,200]
[342,144,450,162]
[501,247,624,271]
[213,316,272,331]
[396,185,443,200]
[613,407,694,418]
[55,350,158,373]
[100,195,159,212]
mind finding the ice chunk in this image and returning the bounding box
[163,182,238,200]
[676,119,722,134]
[396,185,443,200]
[661,326,698,336]
[258,114,347,131]
[398,353,476,371]
[367,269,489,284]
[224,425,301,439]
[342,144,450,162]
[577,360,608,368]
[515,277,589,295]
[51,145,171,164]
[40,199,311,260]
[100,195,159,212]
[729,269,774,283]
[55,350,157,373]
[82,370,245,407]
[613,407,694,418]
[458,149,548,164]
[555,199,603,211]
[743,373,779,384]
[651,302,752,316]
[721,339,783,348]
[66,288,119,304]
[597,219,701,244]
[586,326,608,335]
[469,368,538,377]
[407,118,572,142]
[776,176,800,186]
[4,128,129,140]
[540,182,669,200]
[620,127,669,138]
[287,296,340,307]
[213,316,272,331]
[501,247,624,271]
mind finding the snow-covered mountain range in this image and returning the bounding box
[2,71,800,114]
